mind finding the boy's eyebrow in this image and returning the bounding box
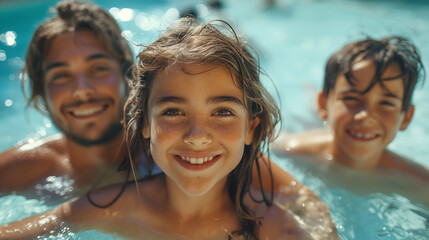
[383,92,402,100]
[339,89,402,99]
[44,53,114,73]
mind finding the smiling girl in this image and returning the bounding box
[0,18,337,240]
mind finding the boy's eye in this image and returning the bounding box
[162,108,184,116]
[342,96,359,101]
[213,108,235,117]
[380,101,399,109]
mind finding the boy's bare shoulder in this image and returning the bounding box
[273,129,332,157]
[380,150,429,182]
[0,133,68,191]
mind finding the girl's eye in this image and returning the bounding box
[162,108,184,116]
[213,108,235,117]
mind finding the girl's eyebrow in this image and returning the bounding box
[153,95,244,106]
[207,95,244,106]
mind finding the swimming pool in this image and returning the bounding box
[0,0,428,239]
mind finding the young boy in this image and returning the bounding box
[274,36,429,181]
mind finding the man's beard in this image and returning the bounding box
[64,122,123,147]
[50,115,123,147]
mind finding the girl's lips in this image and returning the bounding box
[174,154,221,171]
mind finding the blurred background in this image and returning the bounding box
[0,1,428,239]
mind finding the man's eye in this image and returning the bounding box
[50,73,70,84]
[213,108,234,117]
[94,65,110,72]
[162,108,184,116]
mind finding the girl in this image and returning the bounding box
[0,18,337,240]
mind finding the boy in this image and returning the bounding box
[274,36,429,181]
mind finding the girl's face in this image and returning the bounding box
[143,63,260,196]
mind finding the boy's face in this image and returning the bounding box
[318,60,414,167]
[143,63,259,196]
[42,29,126,146]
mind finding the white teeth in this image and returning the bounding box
[72,106,103,117]
[350,131,376,139]
[180,155,215,165]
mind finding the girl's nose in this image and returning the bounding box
[183,119,212,146]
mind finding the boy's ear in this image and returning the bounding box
[399,105,414,131]
[317,91,328,120]
[245,117,261,145]
[142,121,150,139]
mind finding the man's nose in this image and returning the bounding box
[72,74,95,101]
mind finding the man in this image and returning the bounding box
[0,0,140,203]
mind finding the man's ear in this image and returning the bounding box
[317,91,328,120]
[245,117,261,145]
[399,105,414,131]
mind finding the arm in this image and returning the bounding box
[272,129,332,157]
[0,207,65,240]
[0,183,129,239]
[0,134,65,192]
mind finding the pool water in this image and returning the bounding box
[0,0,428,239]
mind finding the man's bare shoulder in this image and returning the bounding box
[0,133,69,191]
[380,150,429,182]
[272,129,332,157]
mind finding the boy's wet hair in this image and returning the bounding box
[323,36,425,111]
[125,17,281,239]
[22,0,133,113]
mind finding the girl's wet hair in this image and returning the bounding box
[124,17,281,239]
[323,36,425,111]
[22,0,133,113]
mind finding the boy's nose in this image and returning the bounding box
[183,119,212,146]
[353,110,376,126]
[72,74,95,101]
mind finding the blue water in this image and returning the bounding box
[0,0,428,239]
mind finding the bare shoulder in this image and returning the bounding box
[380,151,429,182]
[272,129,333,157]
[0,133,68,191]
[247,184,338,240]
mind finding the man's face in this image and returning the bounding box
[42,29,126,146]
[319,60,414,167]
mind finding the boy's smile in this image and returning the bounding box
[42,30,126,146]
[144,63,259,196]
[320,60,413,169]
